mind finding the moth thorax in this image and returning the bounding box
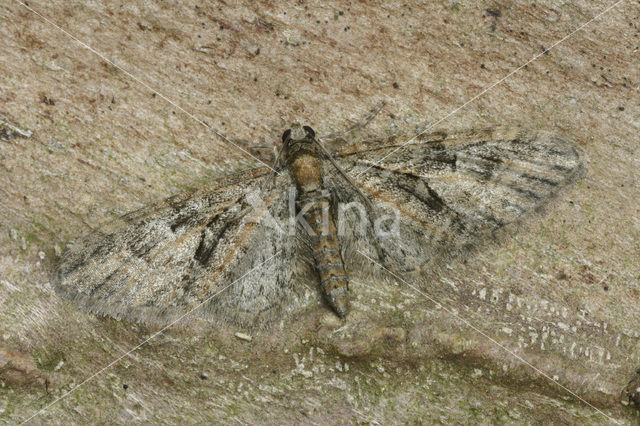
[290,152,323,193]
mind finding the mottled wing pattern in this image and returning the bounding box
[328,127,584,273]
[53,167,314,327]
[54,126,584,327]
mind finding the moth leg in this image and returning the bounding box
[226,133,278,166]
[293,230,314,259]
[293,234,321,294]
[320,101,386,144]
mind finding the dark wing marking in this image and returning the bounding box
[53,167,316,328]
[328,127,584,273]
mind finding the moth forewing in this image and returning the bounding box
[331,126,584,276]
[372,201,402,239]
[337,201,370,237]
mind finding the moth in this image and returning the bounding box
[52,122,584,327]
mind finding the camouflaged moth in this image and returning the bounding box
[52,124,583,327]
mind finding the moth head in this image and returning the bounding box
[282,123,316,145]
[279,124,318,168]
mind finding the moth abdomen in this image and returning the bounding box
[300,191,350,318]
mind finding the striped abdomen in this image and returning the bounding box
[289,149,349,317]
[298,189,349,317]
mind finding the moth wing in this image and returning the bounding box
[53,168,315,327]
[328,127,584,272]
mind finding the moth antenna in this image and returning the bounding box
[312,137,373,208]
[320,100,386,142]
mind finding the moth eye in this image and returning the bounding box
[303,126,315,138]
[282,129,292,143]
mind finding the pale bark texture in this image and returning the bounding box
[0,1,638,423]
